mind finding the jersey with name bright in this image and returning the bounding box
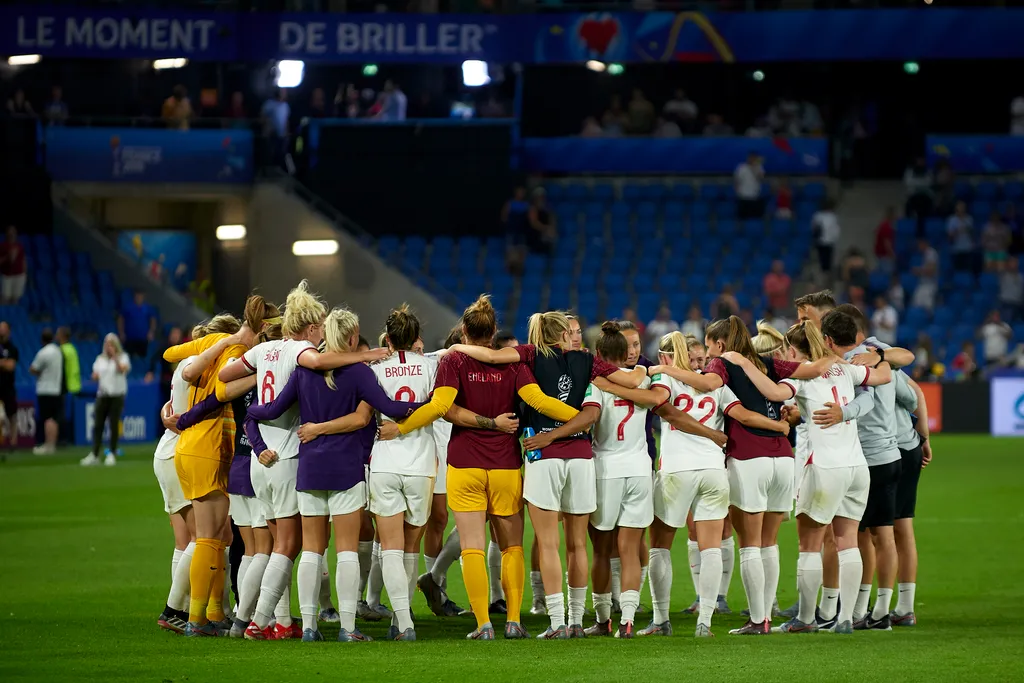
[154,356,196,460]
[425,350,453,460]
[370,350,438,476]
[651,372,735,472]
[243,338,315,460]
[780,362,870,469]
[582,374,652,479]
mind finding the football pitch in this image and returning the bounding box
[1,435,1022,682]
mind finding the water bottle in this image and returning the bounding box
[523,427,542,463]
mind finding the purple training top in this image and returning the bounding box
[246,364,421,492]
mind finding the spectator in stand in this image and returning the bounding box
[745,116,772,138]
[903,157,934,236]
[762,307,789,332]
[1004,203,1023,255]
[653,117,682,138]
[713,285,740,320]
[774,180,793,219]
[645,305,679,358]
[377,79,407,122]
[703,113,734,137]
[306,87,329,119]
[871,294,899,346]
[767,96,801,136]
[840,247,870,301]
[1000,256,1023,321]
[734,152,765,220]
[680,304,706,340]
[0,321,18,456]
[874,206,897,274]
[1012,95,1024,135]
[479,94,507,119]
[933,159,956,216]
[951,341,978,380]
[811,199,841,281]
[409,91,445,119]
[762,259,791,312]
[43,86,68,126]
[580,117,603,138]
[225,91,247,120]
[118,290,157,361]
[982,211,1012,272]
[527,188,557,256]
[627,88,656,135]
[29,328,63,456]
[602,95,628,136]
[0,226,27,305]
[6,88,34,117]
[663,88,699,133]
[887,274,905,312]
[502,186,531,276]
[978,310,1013,366]
[161,85,192,130]
[911,238,940,311]
[335,84,361,119]
[620,307,645,338]
[947,201,977,273]
[912,332,935,381]
[261,88,290,169]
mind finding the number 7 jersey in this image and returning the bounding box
[370,351,438,477]
[650,372,738,472]
[583,375,652,479]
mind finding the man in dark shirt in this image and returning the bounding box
[0,320,18,454]
[118,290,157,360]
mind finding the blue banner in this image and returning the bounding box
[74,382,161,446]
[926,135,1024,174]
[44,128,253,183]
[2,7,1023,63]
[521,136,826,175]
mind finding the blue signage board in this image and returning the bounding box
[1,6,1022,63]
[521,136,827,175]
[44,128,253,183]
[926,135,1024,174]
[73,381,161,446]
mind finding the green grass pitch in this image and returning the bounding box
[1,435,1023,682]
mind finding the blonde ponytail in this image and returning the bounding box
[282,280,327,339]
[751,320,787,357]
[658,331,691,371]
[323,307,360,390]
[785,321,834,361]
[527,311,571,358]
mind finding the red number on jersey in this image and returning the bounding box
[671,394,693,431]
[613,399,635,441]
[261,370,275,404]
[395,385,416,402]
[696,396,717,424]
[830,386,851,425]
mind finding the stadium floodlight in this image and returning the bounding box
[153,58,188,70]
[363,64,379,77]
[607,63,624,75]
[752,70,765,82]
[7,54,41,66]
[292,239,338,256]
[216,224,247,241]
[586,60,606,73]
[903,61,920,74]
[275,60,305,88]
[461,60,490,87]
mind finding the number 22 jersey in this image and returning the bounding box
[242,338,315,460]
[371,351,438,477]
[650,372,739,472]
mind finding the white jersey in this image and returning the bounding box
[154,357,196,460]
[650,372,735,473]
[243,338,315,460]
[582,374,652,479]
[780,362,870,469]
[370,351,437,476]
[787,396,811,469]
[425,350,452,460]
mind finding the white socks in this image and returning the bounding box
[854,583,872,620]
[236,555,253,613]
[593,592,612,623]
[318,554,333,609]
[686,540,701,595]
[761,545,780,620]
[797,551,823,625]
[274,585,293,627]
[895,582,916,616]
[404,553,419,617]
[610,558,622,603]
[431,530,461,586]
[253,553,294,629]
[872,587,893,620]
[739,546,766,624]
[698,548,722,629]
[487,541,503,603]
[298,551,323,633]
[639,564,649,601]
[167,541,194,612]
[568,586,586,626]
[720,537,736,598]
[530,570,544,603]
[838,548,863,625]
[337,550,360,632]
[546,593,566,630]
[171,548,184,581]
[649,547,672,625]
[238,552,269,622]
[367,541,384,607]
[357,540,373,599]
[819,586,839,621]
[381,549,412,630]
[619,589,640,625]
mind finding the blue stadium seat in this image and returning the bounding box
[670,184,695,201]
[974,181,999,201]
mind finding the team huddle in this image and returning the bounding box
[153,282,929,642]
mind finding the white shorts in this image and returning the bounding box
[728,457,794,514]
[592,475,654,531]
[433,429,450,494]
[368,472,434,527]
[2,274,26,302]
[250,456,299,520]
[298,482,367,517]
[523,457,596,515]
[654,468,729,526]
[796,464,870,525]
[154,457,190,515]
[230,493,267,528]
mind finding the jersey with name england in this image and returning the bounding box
[582,373,652,479]
[371,350,438,476]
[154,356,196,460]
[780,362,870,469]
[651,372,736,473]
[243,338,315,460]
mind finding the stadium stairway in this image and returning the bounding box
[833,180,907,275]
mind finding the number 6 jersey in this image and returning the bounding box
[370,351,438,477]
[650,372,739,472]
[242,338,315,461]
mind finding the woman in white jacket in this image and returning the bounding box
[87,333,131,466]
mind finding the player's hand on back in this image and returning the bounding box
[523,429,553,452]
[781,403,802,426]
[366,347,391,363]
[812,402,843,429]
[720,351,748,367]
[378,421,400,441]
[494,412,519,434]
[297,422,322,443]
[849,352,878,367]
[709,430,728,449]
